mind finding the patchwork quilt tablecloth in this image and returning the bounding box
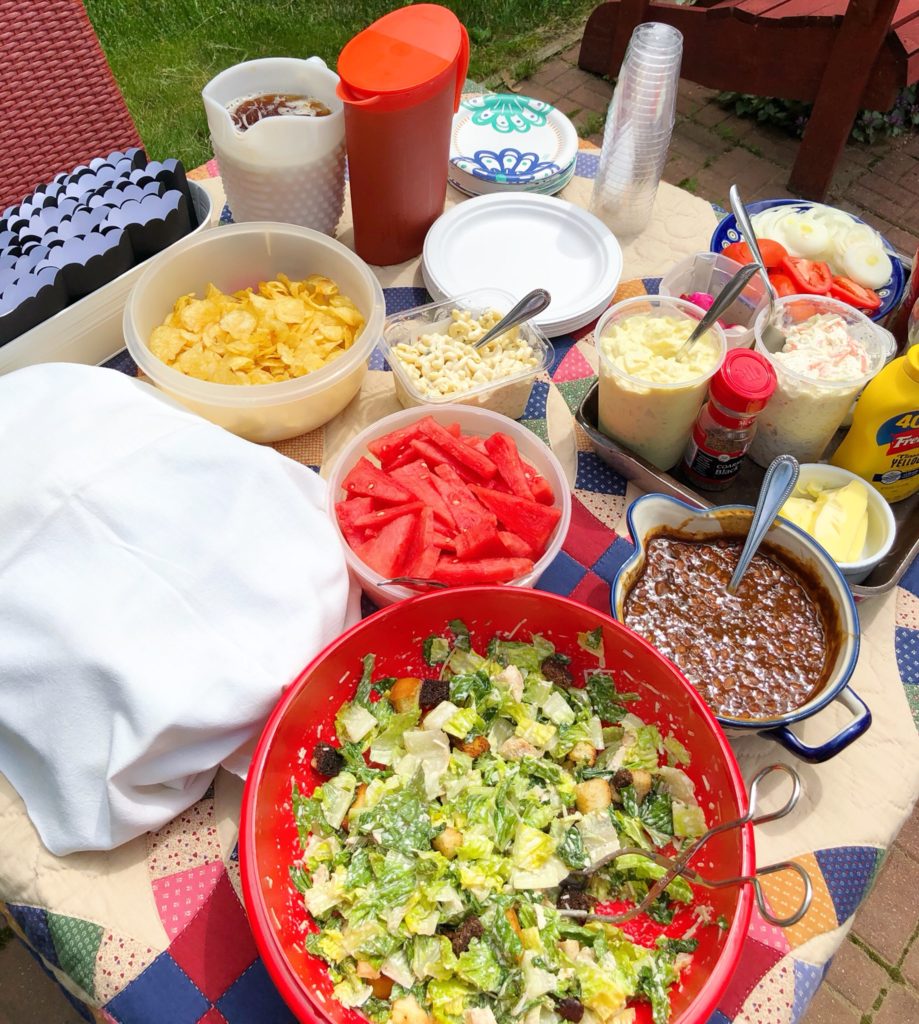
[2,147,918,1024]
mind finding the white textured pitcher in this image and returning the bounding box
[202,57,345,234]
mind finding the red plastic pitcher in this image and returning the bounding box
[337,4,469,266]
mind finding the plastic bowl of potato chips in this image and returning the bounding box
[124,222,385,442]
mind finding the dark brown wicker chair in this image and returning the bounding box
[0,0,143,210]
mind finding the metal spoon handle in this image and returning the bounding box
[729,184,774,299]
[473,288,551,349]
[676,262,761,358]
[726,454,799,594]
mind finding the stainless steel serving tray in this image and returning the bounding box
[576,381,919,599]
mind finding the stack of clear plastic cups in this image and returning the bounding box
[589,23,683,237]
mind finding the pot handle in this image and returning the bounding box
[761,687,871,764]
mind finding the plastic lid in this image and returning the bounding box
[904,345,919,383]
[338,4,464,99]
[710,347,777,414]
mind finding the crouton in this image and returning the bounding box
[631,769,653,803]
[452,734,490,758]
[390,676,422,713]
[447,916,484,956]
[567,741,596,767]
[433,826,463,859]
[391,995,431,1024]
[419,677,450,709]
[311,742,344,777]
[499,736,540,761]
[541,656,573,687]
[370,975,394,1000]
[575,778,612,813]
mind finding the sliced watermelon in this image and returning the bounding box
[366,422,425,467]
[433,531,456,551]
[409,437,481,485]
[336,497,374,548]
[522,467,555,506]
[404,507,439,579]
[431,464,496,531]
[418,417,498,480]
[354,512,418,578]
[470,485,562,553]
[343,456,414,505]
[484,432,535,499]
[453,520,507,560]
[354,501,424,529]
[386,444,421,470]
[432,555,534,585]
[446,422,462,438]
[390,461,456,529]
[498,529,535,559]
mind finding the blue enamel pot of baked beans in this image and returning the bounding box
[610,494,868,764]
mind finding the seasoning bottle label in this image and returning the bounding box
[684,436,746,481]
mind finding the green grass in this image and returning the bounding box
[86,0,595,168]
[577,111,605,139]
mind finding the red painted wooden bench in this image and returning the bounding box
[579,0,914,198]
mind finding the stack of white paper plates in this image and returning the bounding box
[422,193,623,337]
[449,94,579,199]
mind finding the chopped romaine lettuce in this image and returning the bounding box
[336,702,378,743]
[586,672,638,723]
[456,938,504,992]
[673,800,706,838]
[320,772,357,830]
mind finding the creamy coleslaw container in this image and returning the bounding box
[749,296,888,467]
[378,289,553,419]
[593,295,726,471]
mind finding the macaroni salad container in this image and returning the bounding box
[378,289,553,419]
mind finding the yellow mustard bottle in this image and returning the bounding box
[831,346,919,503]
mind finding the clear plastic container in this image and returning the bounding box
[324,404,572,607]
[378,289,554,418]
[749,296,889,466]
[594,294,727,470]
[124,221,385,443]
[658,251,768,350]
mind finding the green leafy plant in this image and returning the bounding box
[719,85,919,144]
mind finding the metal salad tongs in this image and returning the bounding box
[559,763,813,928]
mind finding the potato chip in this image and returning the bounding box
[149,273,364,385]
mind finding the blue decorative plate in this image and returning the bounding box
[450,93,579,195]
[710,198,906,323]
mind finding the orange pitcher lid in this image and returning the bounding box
[338,4,466,103]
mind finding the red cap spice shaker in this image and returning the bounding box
[682,348,777,491]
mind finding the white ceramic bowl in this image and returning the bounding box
[325,405,572,606]
[791,463,897,584]
[124,222,385,443]
[611,494,869,763]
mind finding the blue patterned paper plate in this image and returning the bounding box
[450,93,579,195]
[711,198,906,323]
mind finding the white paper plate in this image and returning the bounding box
[422,193,622,337]
[450,94,579,191]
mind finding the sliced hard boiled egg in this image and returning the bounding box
[842,242,893,289]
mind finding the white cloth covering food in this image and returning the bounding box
[0,363,358,855]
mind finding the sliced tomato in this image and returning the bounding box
[470,485,562,554]
[431,555,535,586]
[767,271,797,298]
[829,275,882,312]
[723,238,787,269]
[780,255,832,295]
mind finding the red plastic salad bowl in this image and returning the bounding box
[240,587,754,1024]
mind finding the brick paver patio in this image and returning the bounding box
[522,42,919,257]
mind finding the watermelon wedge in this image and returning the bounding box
[343,456,414,505]
[418,417,498,480]
[470,485,562,552]
[354,512,418,578]
[336,497,374,548]
[390,461,457,529]
[485,432,536,499]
